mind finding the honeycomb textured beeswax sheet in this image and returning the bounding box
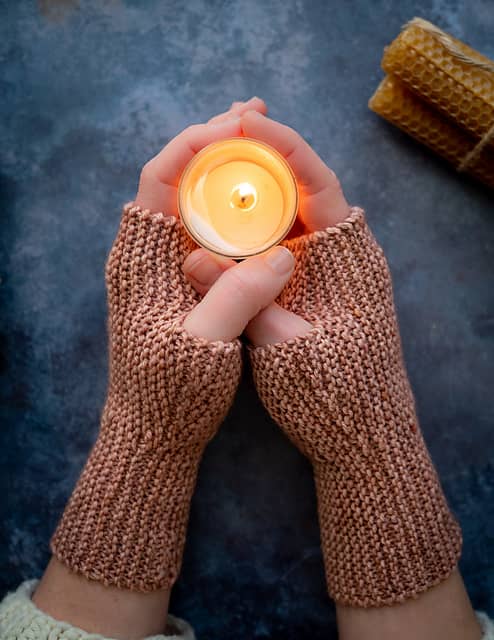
[369,18,494,188]
[370,75,494,187]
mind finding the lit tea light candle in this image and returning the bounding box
[178,137,299,259]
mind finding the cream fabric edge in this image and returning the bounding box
[478,611,494,640]
[0,580,195,640]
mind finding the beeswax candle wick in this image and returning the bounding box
[403,17,494,73]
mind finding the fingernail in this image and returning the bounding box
[264,246,294,275]
[186,254,224,285]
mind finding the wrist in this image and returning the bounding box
[33,558,171,640]
[335,570,482,640]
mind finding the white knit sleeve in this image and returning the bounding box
[0,581,195,640]
[478,611,494,640]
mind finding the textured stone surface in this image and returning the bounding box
[1,1,493,637]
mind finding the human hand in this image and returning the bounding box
[183,108,350,345]
[184,111,462,609]
[133,97,297,343]
[49,99,296,599]
[34,99,304,640]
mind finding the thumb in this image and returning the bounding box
[183,246,296,342]
[183,248,312,344]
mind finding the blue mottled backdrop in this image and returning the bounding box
[1,0,493,637]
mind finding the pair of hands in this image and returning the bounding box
[135,96,350,345]
[37,98,476,640]
[47,100,356,595]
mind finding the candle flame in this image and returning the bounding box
[230,182,257,211]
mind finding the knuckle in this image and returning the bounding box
[284,124,299,145]
[185,123,203,137]
[327,167,342,192]
[139,160,155,185]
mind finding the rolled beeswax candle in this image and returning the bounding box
[382,18,494,146]
[369,17,494,188]
[370,75,494,188]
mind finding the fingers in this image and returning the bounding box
[135,117,242,214]
[183,249,235,296]
[183,246,297,343]
[241,110,328,194]
[245,302,312,346]
[183,248,312,346]
[135,97,267,215]
[207,96,267,125]
[240,110,350,230]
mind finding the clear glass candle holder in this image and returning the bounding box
[177,137,299,259]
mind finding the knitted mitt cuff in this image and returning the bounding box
[280,207,382,312]
[51,441,201,592]
[314,453,462,607]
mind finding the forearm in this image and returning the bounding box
[336,569,482,640]
[247,206,487,636]
[33,558,171,640]
[27,204,241,638]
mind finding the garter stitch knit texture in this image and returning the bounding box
[51,204,242,592]
[249,207,462,607]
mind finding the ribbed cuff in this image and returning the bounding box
[277,207,391,320]
[314,437,462,607]
[50,435,203,592]
[0,581,195,639]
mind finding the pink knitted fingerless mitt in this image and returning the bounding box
[249,208,462,607]
[51,204,242,591]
